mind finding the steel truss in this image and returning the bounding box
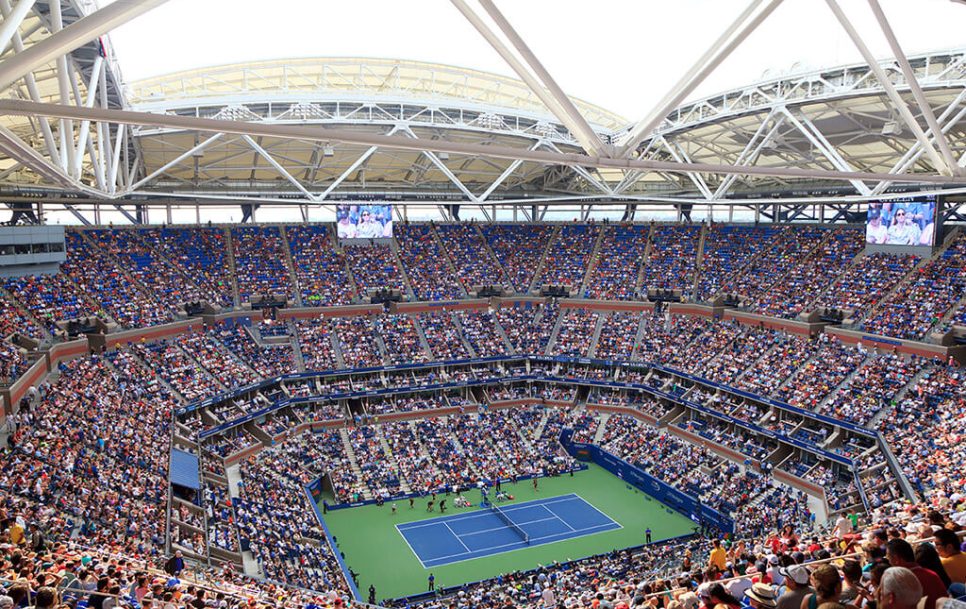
[0,0,962,220]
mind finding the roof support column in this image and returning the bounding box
[866,0,961,176]
[0,0,58,165]
[779,107,872,196]
[712,109,787,200]
[0,0,35,56]
[872,90,966,195]
[825,0,951,176]
[617,0,784,157]
[0,0,172,92]
[242,135,318,202]
[449,0,607,157]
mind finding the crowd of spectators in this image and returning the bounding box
[497,302,557,355]
[481,224,554,292]
[814,252,920,320]
[418,312,473,360]
[394,224,463,300]
[330,316,384,368]
[215,323,296,379]
[751,227,864,319]
[63,231,172,328]
[554,308,600,357]
[295,318,339,371]
[4,271,102,335]
[235,442,351,593]
[434,223,509,290]
[863,235,966,340]
[595,310,643,360]
[642,224,701,293]
[773,334,867,411]
[819,353,927,426]
[140,226,235,307]
[695,225,784,302]
[537,224,602,289]
[724,227,826,310]
[7,221,966,609]
[584,224,649,300]
[230,226,295,303]
[456,309,510,357]
[179,330,260,389]
[376,314,429,365]
[87,229,212,317]
[344,242,409,296]
[286,225,355,306]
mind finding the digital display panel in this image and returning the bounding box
[336,204,393,239]
[866,196,937,246]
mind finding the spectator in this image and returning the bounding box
[877,567,923,609]
[886,539,947,609]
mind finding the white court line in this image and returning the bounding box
[539,503,576,532]
[443,521,472,552]
[458,516,560,537]
[422,522,622,567]
[569,495,617,524]
[393,523,429,569]
[395,494,581,531]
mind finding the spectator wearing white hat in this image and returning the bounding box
[777,565,813,609]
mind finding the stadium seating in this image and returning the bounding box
[584,224,649,300]
[230,226,295,302]
[434,223,508,290]
[481,224,554,292]
[393,224,463,300]
[4,220,966,609]
[286,225,355,306]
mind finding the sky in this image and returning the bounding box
[102,0,966,122]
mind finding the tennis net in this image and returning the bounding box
[490,504,529,544]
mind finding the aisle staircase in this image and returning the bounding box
[339,428,370,500]
[578,225,609,296]
[276,225,302,307]
[586,314,605,358]
[526,224,562,293]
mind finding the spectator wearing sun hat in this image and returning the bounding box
[746,583,778,609]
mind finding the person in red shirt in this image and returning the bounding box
[886,539,948,609]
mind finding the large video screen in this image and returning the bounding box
[336,204,393,239]
[866,196,937,246]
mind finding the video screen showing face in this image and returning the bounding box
[866,197,936,246]
[336,204,393,239]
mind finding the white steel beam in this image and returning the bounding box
[318,124,402,202]
[872,91,966,195]
[71,54,103,179]
[0,0,35,56]
[543,140,613,195]
[0,123,93,192]
[0,0,58,165]
[449,0,607,157]
[617,0,784,157]
[866,0,961,176]
[475,0,609,158]
[825,0,951,176]
[0,0,171,92]
[712,111,787,200]
[242,134,317,201]
[405,137,479,202]
[780,107,872,196]
[658,137,714,200]
[128,132,223,191]
[0,99,959,186]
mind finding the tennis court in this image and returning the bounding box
[395,494,621,567]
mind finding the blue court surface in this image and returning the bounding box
[395,494,621,567]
